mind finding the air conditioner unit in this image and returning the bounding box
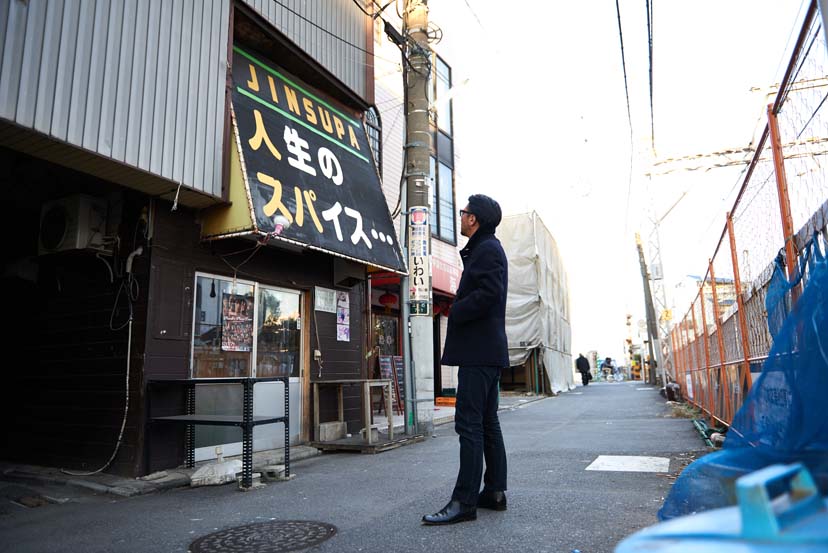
[38,194,110,255]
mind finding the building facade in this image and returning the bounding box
[0,0,403,476]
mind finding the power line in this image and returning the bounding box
[780,23,821,110]
[797,89,828,138]
[463,0,485,29]
[269,0,398,67]
[645,0,655,153]
[615,0,634,239]
[351,0,374,18]
[270,0,373,55]
[614,0,633,132]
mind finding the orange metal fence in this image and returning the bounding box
[671,2,828,427]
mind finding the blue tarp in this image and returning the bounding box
[659,233,828,520]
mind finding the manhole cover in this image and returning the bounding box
[189,520,337,552]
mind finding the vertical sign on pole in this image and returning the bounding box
[408,206,431,316]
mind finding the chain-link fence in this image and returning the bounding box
[672,3,828,427]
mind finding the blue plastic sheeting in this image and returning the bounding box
[620,464,828,552]
[659,233,828,520]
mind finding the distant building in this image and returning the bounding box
[497,212,573,394]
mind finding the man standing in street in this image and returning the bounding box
[422,194,509,526]
[576,353,591,386]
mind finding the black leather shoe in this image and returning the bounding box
[421,500,477,525]
[477,490,507,511]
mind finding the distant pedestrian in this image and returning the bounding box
[600,357,615,380]
[422,194,508,526]
[575,354,591,386]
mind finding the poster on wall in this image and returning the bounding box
[231,45,406,273]
[221,293,254,352]
[336,290,350,342]
[314,286,336,313]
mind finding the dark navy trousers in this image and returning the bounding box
[451,364,508,505]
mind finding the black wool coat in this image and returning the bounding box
[441,230,509,368]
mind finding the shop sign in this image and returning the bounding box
[231,45,405,273]
[408,206,431,315]
[432,256,460,295]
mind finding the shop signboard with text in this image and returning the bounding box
[408,206,431,315]
[231,45,406,273]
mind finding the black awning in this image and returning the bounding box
[231,45,406,273]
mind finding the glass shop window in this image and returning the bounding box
[256,287,301,378]
[192,275,303,379]
[193,277,255,378]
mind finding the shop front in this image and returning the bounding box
[366,249,461,402]
[0,0,391,477]
[160,32,405,466]
[189,274,303,460]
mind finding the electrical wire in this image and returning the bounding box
[60,317,133,476]
[312,289,324,378]
[269,0,396,66]
[462,0,484,29]
[773,2,820,114]
[796,89,828,139]
[779,23,821,111]
[372,1,395,18]
[613,0,633,135]
[351,0,374,18]
[645,0,655,153]
[615,0,634,240]
[63,244,144,477]
[219,243,264,280]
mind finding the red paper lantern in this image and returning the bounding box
[379,292,397,308]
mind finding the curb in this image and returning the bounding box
[1,446,321,498]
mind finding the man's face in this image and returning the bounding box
[459,204,477,238]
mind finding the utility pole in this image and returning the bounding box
[635,232,664,386]
[403,0,434,434]
[646,216,673,380]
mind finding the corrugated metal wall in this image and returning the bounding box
[243,0,368,99]
[0,0,230,199]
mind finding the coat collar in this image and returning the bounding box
[460,229,496,261]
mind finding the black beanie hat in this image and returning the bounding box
[467,194,502,232]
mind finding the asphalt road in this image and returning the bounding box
[0,381,709,553]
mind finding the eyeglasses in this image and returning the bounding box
[459,209,474,218]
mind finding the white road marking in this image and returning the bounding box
[636,387,656,391]
[585,455,670,473]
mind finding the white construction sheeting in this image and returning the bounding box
[497,212,574,393]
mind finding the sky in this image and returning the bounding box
[426,0,809,362]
